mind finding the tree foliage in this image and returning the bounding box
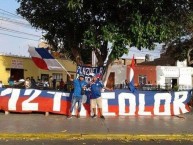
[161,1,193,65]
[17,0,193,73]
[163,37,193,66]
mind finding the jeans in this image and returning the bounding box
[70,96,82,113]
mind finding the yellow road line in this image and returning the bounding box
[0,133,193,141]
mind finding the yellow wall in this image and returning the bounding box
[0,55,77,85]
[0,55,10,85]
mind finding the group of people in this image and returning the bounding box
[23,77,50,89]
[4,73,112,119]
[24,77,38,89]
[58,78,68,91]
[67,73,113,119]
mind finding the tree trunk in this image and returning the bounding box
[187,47,193,65]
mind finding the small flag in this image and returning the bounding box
[129,55,136,93]
[28,47,63,71]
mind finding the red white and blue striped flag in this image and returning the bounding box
[129,55,136,93]
[28,47,63,71]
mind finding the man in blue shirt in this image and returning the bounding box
[67,74,87,119]
[90,73,112,119]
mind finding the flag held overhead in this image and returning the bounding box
[28,47,63,71]
[129,55,136,93]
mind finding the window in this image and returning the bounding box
[52,73,63,81]
[138,75,147,85]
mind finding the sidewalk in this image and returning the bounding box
[0,111,193,140]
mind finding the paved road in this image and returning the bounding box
[0,112,193,134]
[0,139,192,145]
[0,111,193,142]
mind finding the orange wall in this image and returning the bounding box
[127,65,156,86]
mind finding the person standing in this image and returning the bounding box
[30,76,36,89]
[8,75,14,87]
[43,79,49,90]
[89,73,112,119]
[52,78,56,90]
[49,76,53,89]
[24,77,31,89]
[59,78,65,91]
[123,79,129,89]
[67,74,87,119]
[0,81,4,88]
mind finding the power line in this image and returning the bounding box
[0,32,39,41]
[0,11,22,20]
[0,8,23,19]
[0,17,31,28]
[0,26,41,37]
[0,8,32,28]
[0,12,29,24]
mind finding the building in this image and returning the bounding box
[0,54,77,86]
[105,56,146,88]
[105,64,127,89]
[105,52,193,90]
[127,65,157,86]
[125,53,193,90]
[156,66,193,90]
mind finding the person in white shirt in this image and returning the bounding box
[123,79,129,89]
[0,81,4,88]
[24,77,31,89]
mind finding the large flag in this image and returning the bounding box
[28,47,63,71]
[129,55,136,93]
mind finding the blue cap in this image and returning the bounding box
[79,74,84,78]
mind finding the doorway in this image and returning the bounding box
[172,78,178,89]
[106,72,115,89]
[10,69,24,81]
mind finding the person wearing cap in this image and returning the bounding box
[67,73,87,119]
[89,73,113,119]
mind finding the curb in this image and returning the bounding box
[0,133,193,141]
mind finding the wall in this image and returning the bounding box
[106,65,127,87]
[0,55,77,85]
[179,67,193,89]
[156,66,193,89]
[0,55,10,84]
[127,65,157,86]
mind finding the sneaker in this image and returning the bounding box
[91,114,97,118]
[67,115,72,119]
[100,115,105,119]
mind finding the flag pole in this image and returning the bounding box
[54,59,71,76]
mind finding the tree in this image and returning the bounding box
[161,16,193,65]
[17,0,193,81]
[161,1,193,66]
[163,37,193,66]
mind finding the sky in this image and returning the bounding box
[0,0,42,57]
[0,0,162,59]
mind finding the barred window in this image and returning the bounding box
[138,75,147,85]
[52,73,63,81]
